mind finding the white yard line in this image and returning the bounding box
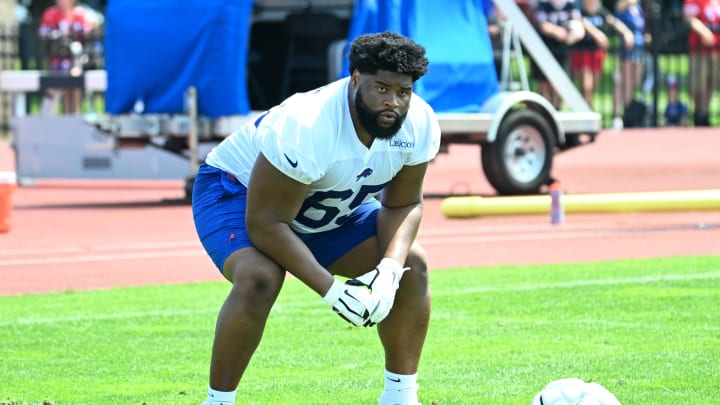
[0,249,206,266]
[4,271,718,327]
[2,223,715,267]
[438,271,720,295]
[1,308,215,327]
[0,241,200,257]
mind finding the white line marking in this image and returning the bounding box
[3,271,718,327]
[420,223,580,235]
[2,224,716,267]
[0,249,206,266]
[419,229,620,244]
[0,308,214,327]
[0,229,608,267]
[440,271,720,295]
[0,241,200,257]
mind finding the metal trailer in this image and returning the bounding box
[1,0,600,197]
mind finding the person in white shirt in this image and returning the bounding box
[192,31,441,405]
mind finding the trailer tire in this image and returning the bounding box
[481,109,555,195]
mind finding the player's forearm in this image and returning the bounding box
[248,222,333,295]
[377,202,423,265]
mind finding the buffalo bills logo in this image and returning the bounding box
[355,168,373,181]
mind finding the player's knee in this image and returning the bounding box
[403,244,429,287]
[406,242,427,269]
[226,259,285,309]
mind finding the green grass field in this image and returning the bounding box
[2,255,719,405]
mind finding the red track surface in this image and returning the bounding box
[1,128,719,296]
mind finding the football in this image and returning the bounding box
[531,378,621,405]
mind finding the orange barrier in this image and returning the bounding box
[0,172,17,233]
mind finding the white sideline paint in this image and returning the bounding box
[3,271,719,327]
[0,241,200,257]
[440,271,720,295]
[1,308,214,327]
[419,229,623,244]
[0,224,568,259]
[0,249,205,266]
[2,223,703,267]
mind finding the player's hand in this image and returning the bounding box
[322,279,380,327]
[348,258,410,324]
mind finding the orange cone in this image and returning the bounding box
[0,172,17,233]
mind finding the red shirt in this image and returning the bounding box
[39,6,92,40]
[684,0,720,52]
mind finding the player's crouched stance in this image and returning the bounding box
[192,31,440,405]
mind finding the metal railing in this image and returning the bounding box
[2,18,717,131]
[507,39,717,129]
[0,23,17,138]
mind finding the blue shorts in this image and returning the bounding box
[192,164,379,273]
[619,46,646,63]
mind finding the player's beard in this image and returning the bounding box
[355,90,407,139]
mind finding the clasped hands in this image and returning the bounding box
[322,258,409,327]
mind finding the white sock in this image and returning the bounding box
[379,370,419,405]
[206,385,236,405]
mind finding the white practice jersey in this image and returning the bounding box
[205,77,441,234]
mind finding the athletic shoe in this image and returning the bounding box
[379,386,420,405]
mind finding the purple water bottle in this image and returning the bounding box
[549,181,564,225]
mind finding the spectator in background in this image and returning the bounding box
[572,0,634,109]
[614,0,651,128]
[77,1,105,69]
[38,0,95,114]
[683,0,720,127]
[16,0,32,71]
[663,74,689,126]
[486,3,506,80]
[532,0,585,109]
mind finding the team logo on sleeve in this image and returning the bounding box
[355,168,373,181]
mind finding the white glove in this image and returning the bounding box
[322,279,381,327]
[348,258,410,324]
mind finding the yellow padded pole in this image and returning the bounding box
[441,189,720,218]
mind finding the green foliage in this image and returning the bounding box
[1,256,719,404]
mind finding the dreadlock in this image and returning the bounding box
[347,31,429,82]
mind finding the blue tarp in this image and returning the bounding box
[345,0,499,112]
[104,0,253,117]
[104,0,496,116]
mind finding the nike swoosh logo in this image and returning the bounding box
[387,377,401,383]
[284,153,298,168]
